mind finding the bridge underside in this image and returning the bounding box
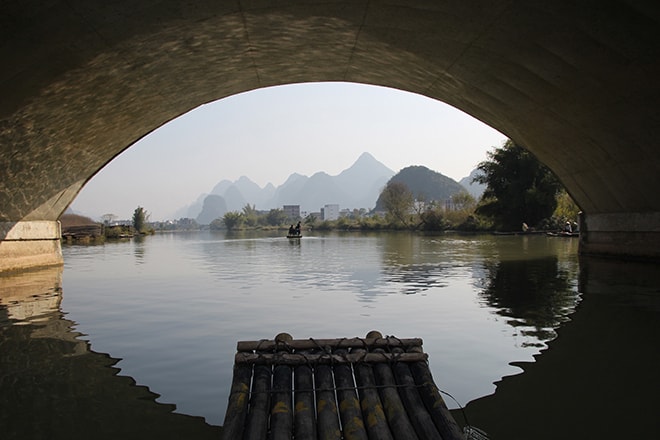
[1,1,660,270]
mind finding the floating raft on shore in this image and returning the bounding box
[222,331,468,440]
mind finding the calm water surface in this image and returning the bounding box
[2,231,658,439]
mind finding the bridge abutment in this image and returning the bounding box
[579,212,660,261]
[0,221,63,273]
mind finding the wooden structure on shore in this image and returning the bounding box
[61,224,103,242]
[223,331,467,439]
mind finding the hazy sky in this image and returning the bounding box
[71,82,506,221]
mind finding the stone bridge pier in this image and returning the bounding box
[2,1,660,271]
[0,222,63,273]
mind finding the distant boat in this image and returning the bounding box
[286,234,302,239]
[546,231,579,237]
[492,230,545,236]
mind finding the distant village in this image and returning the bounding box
[152,203,368,231]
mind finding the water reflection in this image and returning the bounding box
[54,231,599,432]
[133,235,147,264]
[380,233,450,294]
[463,256,660,440]
[379,233,507,296]
[0,267,62,325]
[480,256,579,343]
[0,267,221,440]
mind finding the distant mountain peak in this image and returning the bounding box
[351,152,385,168]
[282,173,307,184]
[180,153,397,219]
[340,152,393,175]
[357,151,376,161]
[375,165,465,210]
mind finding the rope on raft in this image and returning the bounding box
[223,331,470,440]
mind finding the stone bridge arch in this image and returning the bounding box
[1,1,659,271]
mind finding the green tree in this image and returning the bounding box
[132,206,148,233]
[443,191,478,229]
[209,218,225,230]
[380,181,414,226]
[475,140,562,230]
[304,213,317,226]
[265,208,287,226]
[419,207,449,230]
[242,204,259,227]
[222,211,244,230]
[451,191,477,212]
[553,189,581,222]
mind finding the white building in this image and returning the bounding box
[321,204,340,221]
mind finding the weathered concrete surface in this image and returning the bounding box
[580,212,660,260]
[1,0,660,269]
[0,221,63,272]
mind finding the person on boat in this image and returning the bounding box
[564,221,572,233]
[295,221,301,236]
[288,225,295,236]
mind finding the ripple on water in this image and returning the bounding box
[52,232,583,425]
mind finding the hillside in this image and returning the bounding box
[459,168,486,199]
[196,195,228,225]
[374,166,467,210]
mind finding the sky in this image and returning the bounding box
[71,82,506,221]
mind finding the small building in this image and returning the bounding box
[307,212,322,221]
[321,204,340,221]
[283,205,301,220]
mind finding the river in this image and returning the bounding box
[1,231,658,439]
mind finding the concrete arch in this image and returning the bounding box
[2,1,660,270]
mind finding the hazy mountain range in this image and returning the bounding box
[176,152,484,224]
[175,152,391,223]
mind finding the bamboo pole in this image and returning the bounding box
[404,345,463,440]
[333,349,368,440]
[244,364,271,440]
[237,337,423,352]
[371,348,420,440]
[391,348,443,440]
[315,363,341,440]
[294,362,316,439]
[270,364,293,440]
[352,348,394,440]
[235,351,427,365]
[222,364,252,439]
[409,361,465,440]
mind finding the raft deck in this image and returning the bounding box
[223,331,465,439]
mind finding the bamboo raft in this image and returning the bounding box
[222,331,467,440]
